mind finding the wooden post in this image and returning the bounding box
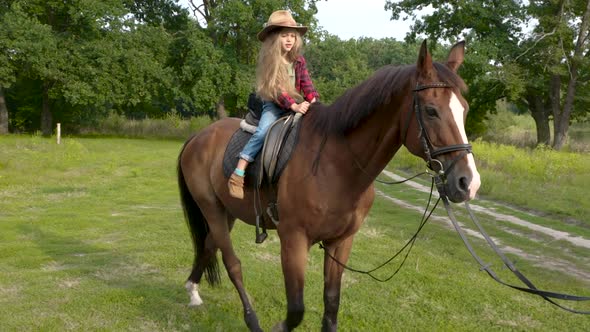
[57,123,61,144]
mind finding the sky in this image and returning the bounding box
[315,0,412,40]
[178,0,417,41]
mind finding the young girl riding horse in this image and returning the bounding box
[228,10,320,199]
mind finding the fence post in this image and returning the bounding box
[57,123,61,145]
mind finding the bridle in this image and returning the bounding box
[402,82,472,193]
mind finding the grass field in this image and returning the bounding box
[0,135,589,331]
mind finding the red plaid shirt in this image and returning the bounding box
[276,55,320,110]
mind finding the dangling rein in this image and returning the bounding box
[440,193,590,314]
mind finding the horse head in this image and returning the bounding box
[403,41,481,203]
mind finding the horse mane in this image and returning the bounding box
[306,62,467,136]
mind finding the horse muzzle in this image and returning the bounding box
[439,156,481,203]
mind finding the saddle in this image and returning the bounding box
[222,94,303,242]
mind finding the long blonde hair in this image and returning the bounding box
[256,28,303,102]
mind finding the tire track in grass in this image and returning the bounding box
[381,170,590,249]
[376,171,590,281]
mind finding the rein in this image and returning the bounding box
[322,82,590,314]
[443,197,590,314]
[320,176,441,282]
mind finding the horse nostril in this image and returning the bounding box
[458,176,469,192]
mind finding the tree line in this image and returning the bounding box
[1,0,588,150]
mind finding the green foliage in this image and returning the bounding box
[2,0,233,133]
[82,112,212,139]
[385,0,590,148]
[306,33,372,103]
[306,34,419,104]
[482,101,538,147]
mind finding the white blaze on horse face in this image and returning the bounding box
[449,93,481,199]
[185,280,203,306]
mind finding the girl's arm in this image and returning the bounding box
[297,57,320,102]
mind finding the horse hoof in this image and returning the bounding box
[270,321,287,332]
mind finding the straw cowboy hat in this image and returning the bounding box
[257,10,308,41]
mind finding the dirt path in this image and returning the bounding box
[378,170,590,281]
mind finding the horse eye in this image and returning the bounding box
[425,106,438,118]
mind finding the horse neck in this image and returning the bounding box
[339,94,409,185]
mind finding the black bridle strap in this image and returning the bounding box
[403,82,473,178]
[442,197,590,314]
[413,82,452,91]
[430,144,472,157]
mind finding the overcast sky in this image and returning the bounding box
[178,0,417,40]
[315,0,411,40]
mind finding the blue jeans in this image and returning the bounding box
[239,101,289,162]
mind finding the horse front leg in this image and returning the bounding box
[272,231,309,332]
[321,236,354,332]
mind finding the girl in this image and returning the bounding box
[228,10,320,199]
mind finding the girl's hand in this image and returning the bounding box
[291,101,310,114]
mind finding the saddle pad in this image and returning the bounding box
[222,129,261,188]
[222,119,302,187]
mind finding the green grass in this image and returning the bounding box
[0,135,589,331]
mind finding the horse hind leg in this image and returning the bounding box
[185,216,236,306]
[178,161,222,307]
[196,198,262,331]
[185,233,218,306]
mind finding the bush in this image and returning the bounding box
[81,112,214,139]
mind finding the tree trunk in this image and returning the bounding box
[216,97,227,119]
[41,82,53,136]
[552,0,590,150]
[526,93,551,146]
[553,75,577,150]
[0,87,8,134]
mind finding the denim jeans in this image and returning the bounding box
[239,101,290,162]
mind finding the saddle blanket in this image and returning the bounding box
[222,119,301,188]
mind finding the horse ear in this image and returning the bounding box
[446,41,465,73]
[417,40,434,79]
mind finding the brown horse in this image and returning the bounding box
[177,41,481,331]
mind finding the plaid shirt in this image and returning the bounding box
[276,55,320,110]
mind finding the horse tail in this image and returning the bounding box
[177,139,221,286]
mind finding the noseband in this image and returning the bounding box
[403,82,473,183]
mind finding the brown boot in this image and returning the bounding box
[228,173,245,199]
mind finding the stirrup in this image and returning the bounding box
[255,215,268,244]
[255,232,268,244]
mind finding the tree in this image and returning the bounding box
[0,7,14,134]
[539,0,590,149]
[2,0,226,133]
[386,0,528,138]
[305,33,372,103]
[1,2,62,135]
[386,0,590,149]
[0,0,137,135]
[305,34,419,104]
